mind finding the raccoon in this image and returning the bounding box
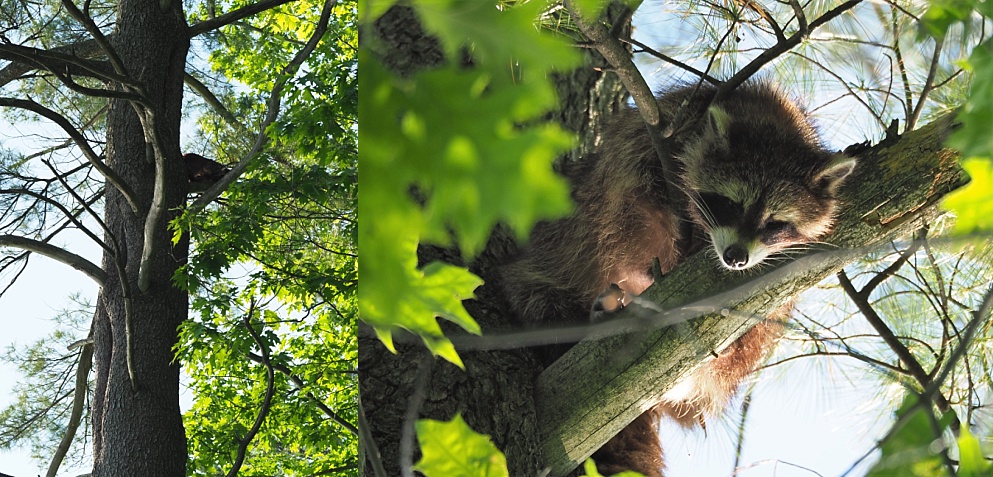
[494,82,855,477]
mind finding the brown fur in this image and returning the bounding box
[183,153,229,189]
[494,83,853,477]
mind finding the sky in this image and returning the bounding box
[0,244,98,476]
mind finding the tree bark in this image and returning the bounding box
[91,2,190,476]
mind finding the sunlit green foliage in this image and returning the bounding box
[867,394,955,477]
[175,0,358,475]
[921,0,993,235]
[359,0,578,366]
[414,414,509,477]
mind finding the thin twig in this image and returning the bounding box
[562,0,680,209]
[226,300,277,477]
[399,351,433,477]
[837,269,959,431]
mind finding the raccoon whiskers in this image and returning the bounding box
[684,191,719,231]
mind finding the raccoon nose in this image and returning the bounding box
[722,244,749,269]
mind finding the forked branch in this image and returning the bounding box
[0,97,140,213]
[188,0,338,211]
[189,0,299,37]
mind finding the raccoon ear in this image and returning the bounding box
[702,104,731,147]
[813,155,856,194]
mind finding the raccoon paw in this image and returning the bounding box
[590,283,626,322]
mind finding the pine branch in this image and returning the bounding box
[0,97,140,213]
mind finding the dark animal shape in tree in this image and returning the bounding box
[183,153,230,192]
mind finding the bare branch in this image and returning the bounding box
[719,1,863,99]
[562,0,680,209]
[135,107,171,292]
[625,37,720,85]
[0,235,105,284]
[0,41,132,87]
[837,269,958,430]
[46,327,93,477]
[188,0,299,37]
[907,36,944,131]
[60,0,127,76]
[0,97,140,213]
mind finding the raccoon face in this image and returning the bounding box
[680,101,856,270]
[687,156,855,270]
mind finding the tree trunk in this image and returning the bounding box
[91,2,190,476]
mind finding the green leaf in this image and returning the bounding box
[920,0,976,39]
[867,393,952,477]
[360,0,395,24]
[414,415,509,477]
[943,158,993,235]
[948,40,993,160]
[415,0,580,79]
[957,427,993,477]
[358,0,580,364]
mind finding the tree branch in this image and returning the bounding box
[718,1,863,99]
[837,268,957,426]
[226,301,276,477]
[0,235,106,284]
[45,327,93,477]
[0,97,140,213]
[563,0,679,208]
[0,41,133,87]
[246,351,358,435]
[188,0,299,37]
[183,73,250,135]
[188,0,337,212]
[60,0,127,76]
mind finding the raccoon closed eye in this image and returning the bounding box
[762,219,797,237]
[697,193,743,223]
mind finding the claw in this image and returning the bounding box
[590,283,626,321]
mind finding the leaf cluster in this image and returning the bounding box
[359,0,579,366]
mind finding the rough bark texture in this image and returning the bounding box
[358,4,629,476]
[92,2,190,476]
